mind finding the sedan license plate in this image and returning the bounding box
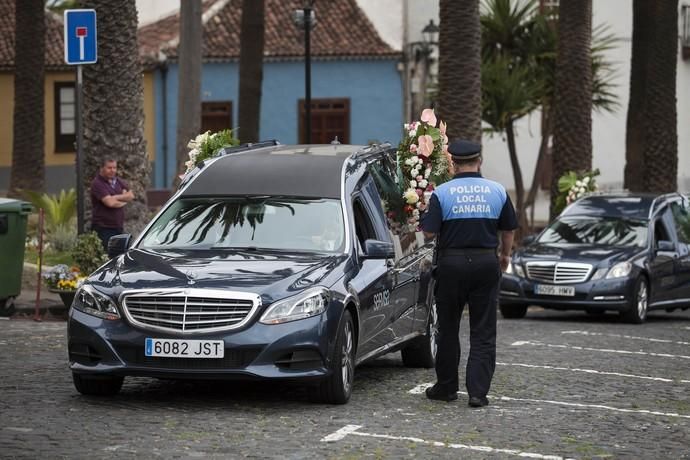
[145,338,224,358]
[534,284,575,297]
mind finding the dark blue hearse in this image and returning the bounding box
[68,142,437,404]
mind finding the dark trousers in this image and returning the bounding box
[92,225,123,252]
[434,252,500,398]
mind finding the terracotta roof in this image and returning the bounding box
[138,0,399,62]
[0,1,68,70]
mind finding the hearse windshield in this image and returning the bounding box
[139,197,345,253]
[538,216,648,247]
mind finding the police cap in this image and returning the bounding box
[448,140,481,160]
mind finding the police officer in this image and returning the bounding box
[420,140,517,407]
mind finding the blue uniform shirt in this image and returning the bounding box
[420,172,518,249]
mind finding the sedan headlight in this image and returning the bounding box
[73,285,120,320]
[506,261,525,278]
[606,262,632,279]
[260,287,330,325]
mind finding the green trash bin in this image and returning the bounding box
[0,198,32,316]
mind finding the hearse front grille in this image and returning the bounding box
[121,289,261,334]
[525,262,593,284]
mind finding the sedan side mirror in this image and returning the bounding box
[362,239,394,259]
[108,234,132,258]
[656,240,675,252]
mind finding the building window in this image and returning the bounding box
[682,5,690,60]
[54,82,76,152]
[201,101,233,134]
[299,98,350,144]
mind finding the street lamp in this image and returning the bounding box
[294,1,316,144]
[407,19,439,121]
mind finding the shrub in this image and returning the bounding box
[71,232,108,276]
[21,188,77,251]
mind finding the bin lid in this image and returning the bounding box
[0,198,33,214]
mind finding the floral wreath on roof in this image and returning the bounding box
[389,108,454,233]
[183,129,240,175]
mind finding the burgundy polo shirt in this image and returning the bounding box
[91,174,128,229]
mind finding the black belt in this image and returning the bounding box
[438,248,496,256]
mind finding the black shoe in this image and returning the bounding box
[425,385,458,402]
[468,396,489,408]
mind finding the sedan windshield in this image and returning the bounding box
[538,216,648,247]
[139,197,345,253]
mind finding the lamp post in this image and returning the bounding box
[407,19,439,120]
[294,1,316,144]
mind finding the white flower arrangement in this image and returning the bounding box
[183,129,240,175]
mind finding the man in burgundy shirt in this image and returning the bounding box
[90,159,134,250]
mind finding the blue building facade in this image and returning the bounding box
[152,59,403,189]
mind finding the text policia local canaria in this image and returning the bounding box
[450,184,492,214]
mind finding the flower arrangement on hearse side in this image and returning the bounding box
[184,129,240,174]
[391,108,453,233]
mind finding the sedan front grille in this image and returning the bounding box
[525,262,593,284]
[121,289,261,334]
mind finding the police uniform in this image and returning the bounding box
[420,140,518,405]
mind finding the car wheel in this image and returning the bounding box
[621,276,648,324]
[313,310,354,404]
[499,303,527,319]
[0,297,16,317]
[73,373,124,396]
[401,297,438,368]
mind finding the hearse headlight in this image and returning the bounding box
[606,262,632,279]
[260,288,330,324]
[73,285,120,320]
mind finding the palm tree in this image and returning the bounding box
[238,0,265,143]
[549,0,593,219]
[624,1,678,193]
[482,54,541,236]
[481,0,617,228]
[8,0,45,196]
[174,0,203,186]
[437,0,481,142]
[81,0,150,235]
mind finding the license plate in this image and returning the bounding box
[145,338,224,358]
[534,284,575,297]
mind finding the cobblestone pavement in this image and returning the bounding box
[1,307,689,459]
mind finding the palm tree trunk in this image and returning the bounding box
[624,0,650,192]
[437,0,481,142]
[506,120,527,240]
[9,0,45,196]
[174,0,202,186]
[238,0,265,143]
[525,104,553,229]
[82,0,150,235]
[549,0,592,219]
[640,1,678,193]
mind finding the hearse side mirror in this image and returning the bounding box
[362,239,395,259]
[522,235,536,246]
[656,240,675,253]
[108,234,132,259]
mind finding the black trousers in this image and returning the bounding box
[434,251,500,398]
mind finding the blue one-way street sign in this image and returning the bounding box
[63,9,97,65]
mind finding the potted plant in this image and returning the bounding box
[42,232,107,308]
[43,264,83,308]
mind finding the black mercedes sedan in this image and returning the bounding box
[499,192,690,323]
[67,142,437,404]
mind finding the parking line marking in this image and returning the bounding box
[561,330,690,346]
[408,383,690,419]
[511,340,690,360]
[496,362,686,384]
[321,424,574,459]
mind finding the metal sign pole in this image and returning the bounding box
[304,6,311,144]
[76,65,85,235]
